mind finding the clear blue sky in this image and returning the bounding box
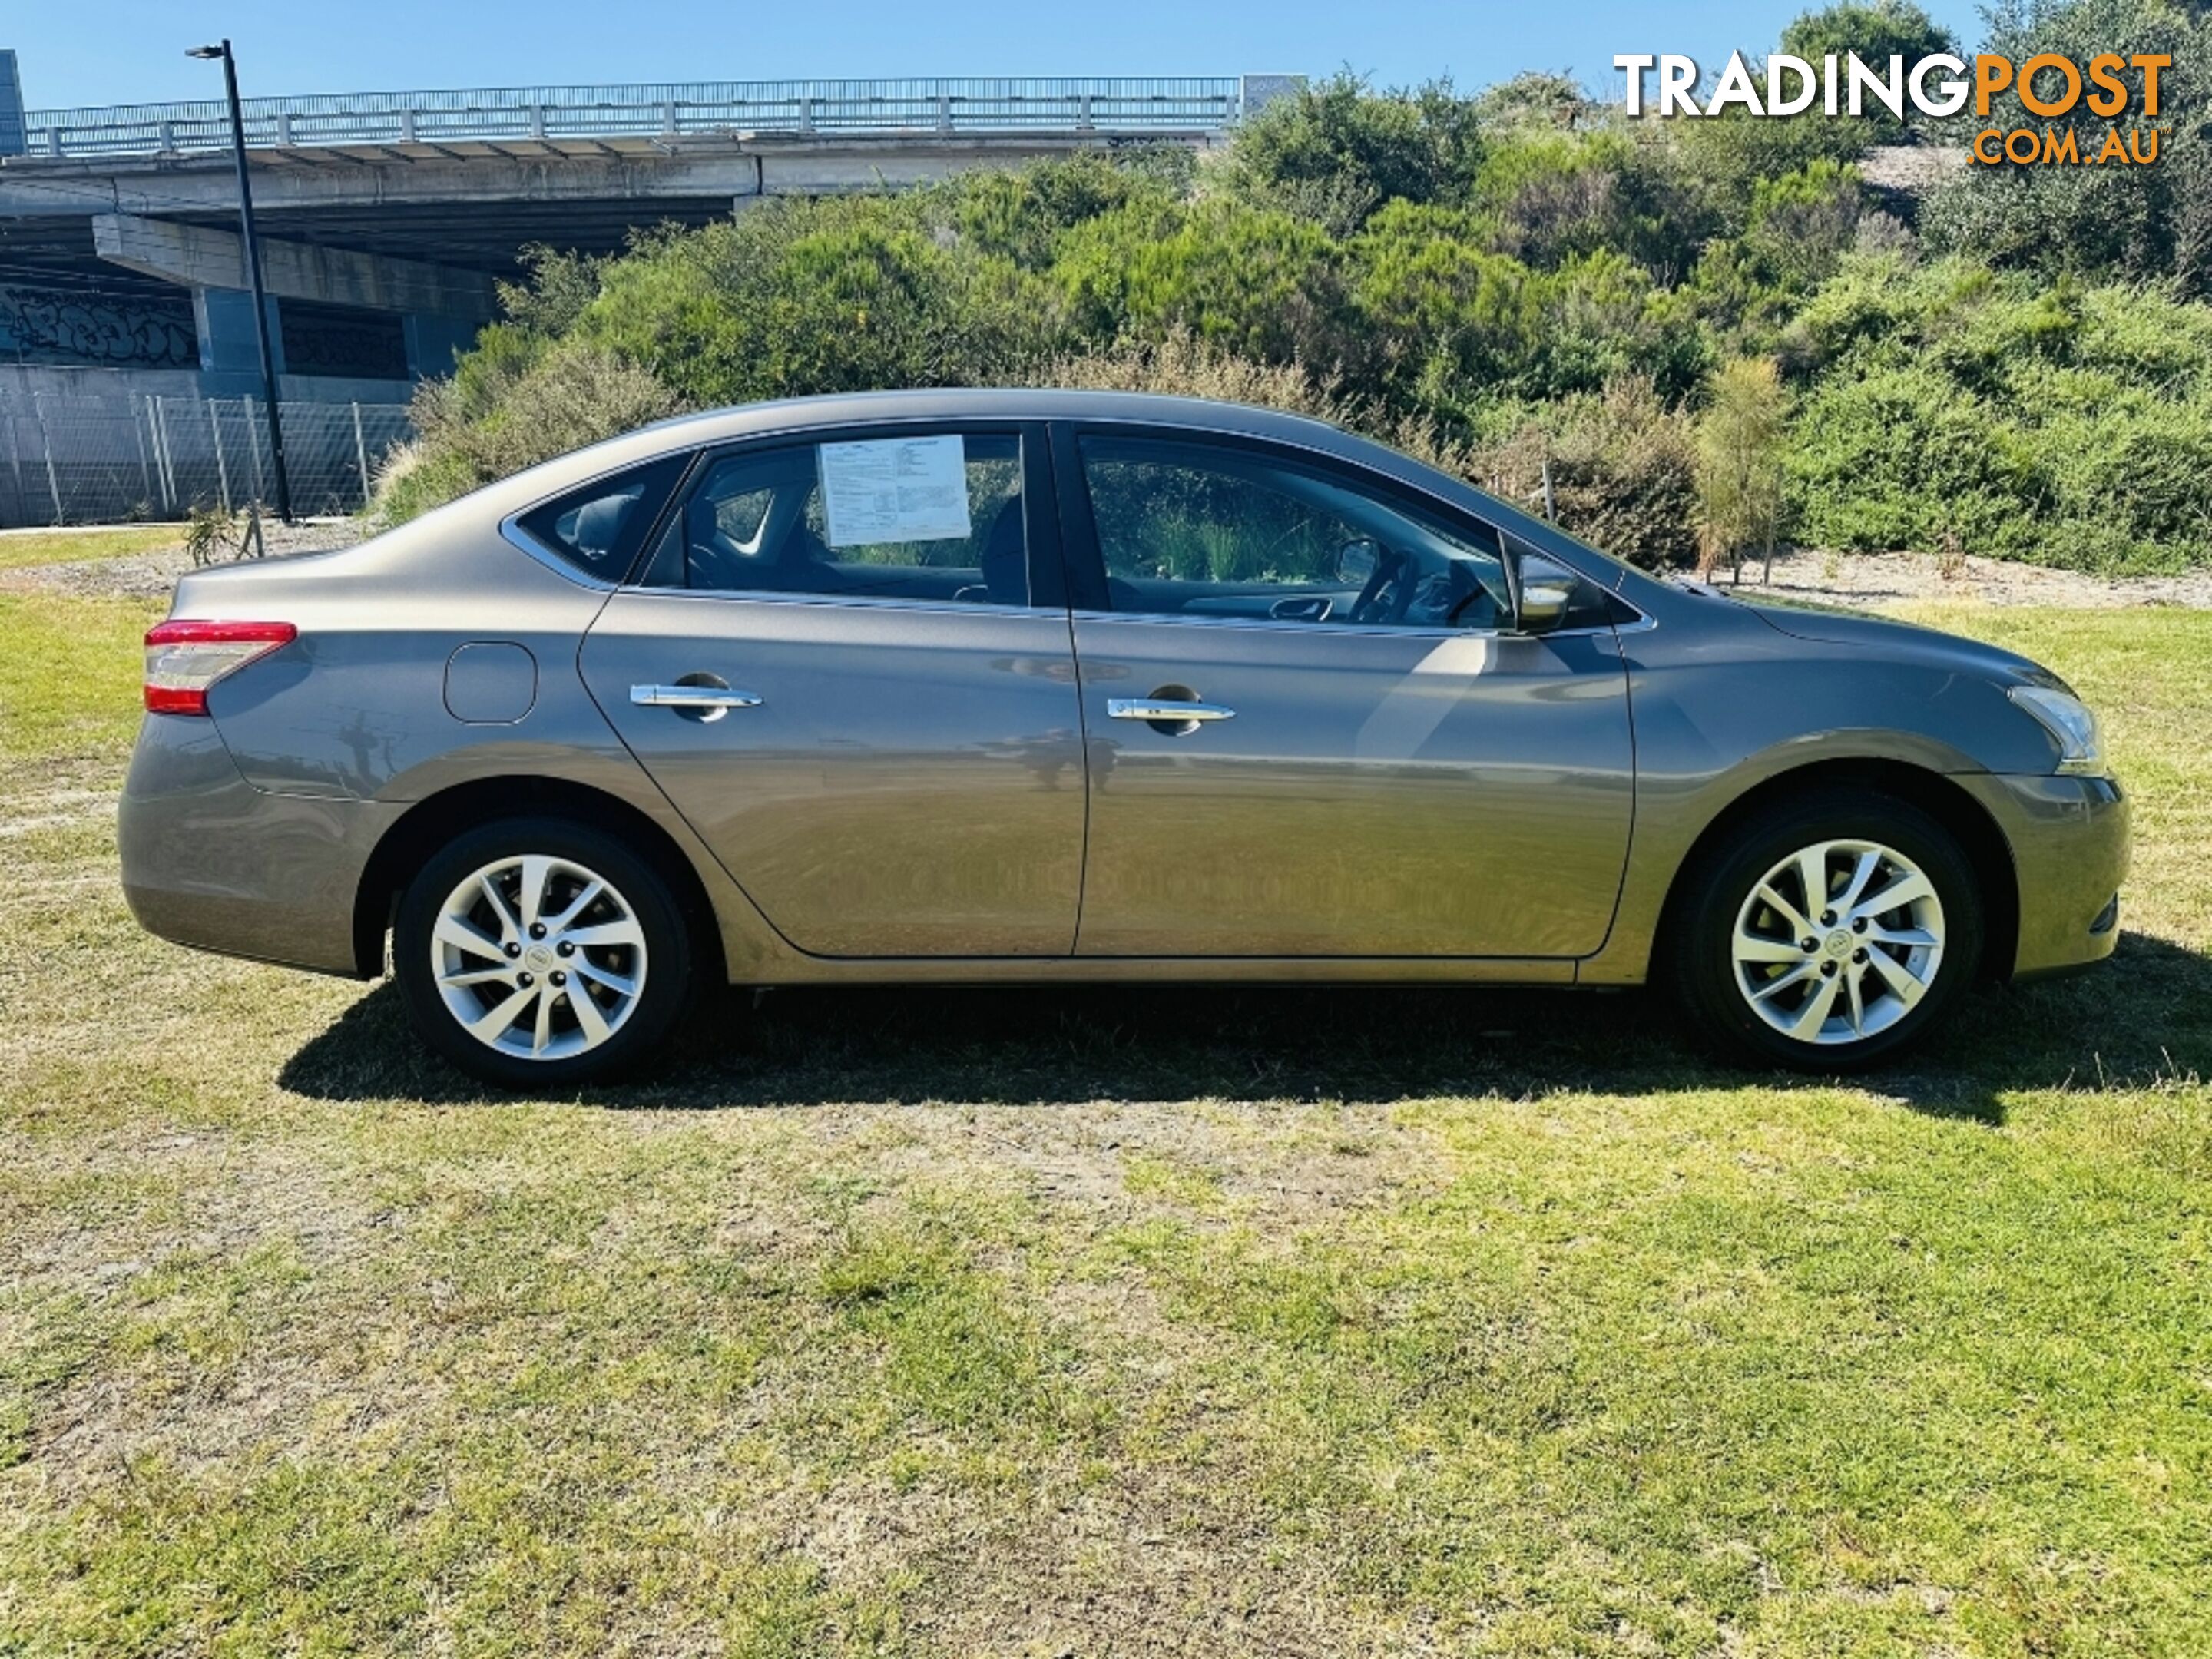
[10,0,1988,111]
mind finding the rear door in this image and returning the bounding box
[1055,426,1635,959]
[575,422,1085,957]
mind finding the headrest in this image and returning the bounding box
[571,492,636,559]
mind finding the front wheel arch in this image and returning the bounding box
[1654,759,2020,988]
[352,776,725,985]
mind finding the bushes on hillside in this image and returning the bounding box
[1055,198,1346,364]
[379,332,683,524]
[1786,258,2212,571]
[377,2,2212,575]
[1220,72,1485,233]
[1919,0,2210,295]
[574,200,1061,406]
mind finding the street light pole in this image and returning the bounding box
[189,40,293,523]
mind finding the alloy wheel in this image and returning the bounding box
[430,854,648,1061]
[1730,837,1946,1046]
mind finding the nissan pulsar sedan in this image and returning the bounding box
[121,390,2128,1086]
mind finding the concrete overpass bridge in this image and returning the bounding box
[0,73,1295,401]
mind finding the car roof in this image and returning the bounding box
[636,387,1353,450]
[494,388,1369,501]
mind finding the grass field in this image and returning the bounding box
[1,579,2207,1657]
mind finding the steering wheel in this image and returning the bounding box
[1348,545,1410,625]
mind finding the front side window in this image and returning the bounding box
[639,431,1031,605]
[1077,435,1512,630]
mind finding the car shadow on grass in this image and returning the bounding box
[277,931,2210,1122]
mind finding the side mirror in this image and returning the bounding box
[1515,553,1578,634]
[1336,538,1382,587]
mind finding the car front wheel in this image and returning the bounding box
[393,817,693,1088]
[1671,790,1984,1070]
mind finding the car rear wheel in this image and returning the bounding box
[393,817,693,1088]
[1671,790,1983,1070]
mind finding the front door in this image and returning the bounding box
[1058,429,1634,959]
[578,425,1085,957]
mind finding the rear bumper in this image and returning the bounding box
[1958,771,2131,980]
[118,714,401,978]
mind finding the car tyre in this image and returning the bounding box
[394,816,694,1089]
[1670,789,1984,1071]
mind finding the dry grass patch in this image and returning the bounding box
[0,527,179,574]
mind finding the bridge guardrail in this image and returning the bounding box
[18,76,1260,161]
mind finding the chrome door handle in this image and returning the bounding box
[1108,698,1235,723]
[630,684,763,710]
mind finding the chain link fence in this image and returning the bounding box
[0,392,412,528]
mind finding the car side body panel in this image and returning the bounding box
[118,390,2129,995]
[185,530,621,801]
[1565,587,2124,984]
[1955,772,2128,977]
[1068,616,1633,957]
[579,591,1088,957]
[121,714,403,976]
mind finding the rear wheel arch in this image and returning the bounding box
[353,777,725,984]
[1654,758,2020,986]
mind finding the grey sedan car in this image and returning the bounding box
[121,390,2128,1085]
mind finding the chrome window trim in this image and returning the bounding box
[1068,608,1641,641]
[499,518,624,591]
[497,531,1652,636]
[1069,607,1502,642]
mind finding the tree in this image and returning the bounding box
[1780,0,1959,144]
[1223,72,1485,234]
[1696,356,1792,582]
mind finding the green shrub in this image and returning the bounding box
[1464,378,1702,568]
[1054,198,1347,365]
[1779,255,2212,570]
[1350,204,1539,399]
[1474,131,1706,285]
[376,336,683,523]
[1918,0,2209,292]
[1695,356,1792,581]
[572,197,1060,407]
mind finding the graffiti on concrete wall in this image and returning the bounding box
[279,302,409,381]
[0,283,198,368]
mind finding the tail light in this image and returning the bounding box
[144,620,297,715]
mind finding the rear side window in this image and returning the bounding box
[636,431,1032,606]
[513,456,687,581]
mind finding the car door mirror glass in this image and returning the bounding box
[1515,553,1579,634]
